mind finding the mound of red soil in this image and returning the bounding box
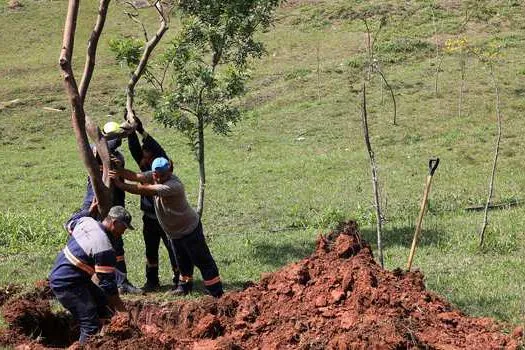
[1,221,523,349]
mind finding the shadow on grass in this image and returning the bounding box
[360,225,446,249]
[250,240,314,270]
[450,293,521,324]
[222,280,254,292]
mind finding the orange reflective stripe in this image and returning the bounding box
[64,246,95,275]
[116,256,125,262]
[95,265,115,274]
[180,275,193,282]
[146,261,158,268]
[203,276,221,286]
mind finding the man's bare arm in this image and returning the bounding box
[111,169,151,184]
[113,177,158,197]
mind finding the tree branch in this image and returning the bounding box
[125,10,149,41]
[79,0,111,103]
[374,64,397,126]
[59,0,111,217]
[125,0,169,122]
[180,105,198,116]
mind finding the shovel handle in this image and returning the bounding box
[428,158,440,176]
[407,158,440,271]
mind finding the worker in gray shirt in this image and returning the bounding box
[110,157,223,297]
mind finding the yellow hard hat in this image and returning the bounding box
[103,121,121,135]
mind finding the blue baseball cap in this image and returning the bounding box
[151,157,170,173]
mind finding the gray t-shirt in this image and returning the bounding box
[143,172,199,239]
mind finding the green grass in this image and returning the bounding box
[1,0,524,327]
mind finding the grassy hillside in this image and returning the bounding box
[1,0,524,325]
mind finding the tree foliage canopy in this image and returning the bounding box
[149,0,280,150]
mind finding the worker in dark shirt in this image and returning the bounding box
[127,114,181,292]
[49,206,133,345]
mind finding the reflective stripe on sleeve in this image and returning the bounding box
[63,246,95,275]
[116,255,125,262]
[95,265,115,274]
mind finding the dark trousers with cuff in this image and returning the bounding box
[143,215,179,285]
[170,221,223,297]
[51,282,113,344]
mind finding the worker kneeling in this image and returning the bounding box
[49,206,133,344]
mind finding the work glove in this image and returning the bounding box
[134,114,145,134]
[123,109,144,134]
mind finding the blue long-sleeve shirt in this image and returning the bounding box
[49,217,118,296]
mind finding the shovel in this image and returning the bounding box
[406,158,440,271]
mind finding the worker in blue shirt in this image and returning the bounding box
[49,206,133,345]
[65,135,142,295]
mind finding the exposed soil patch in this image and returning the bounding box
[0,284,21,307]
[1,221,522,349]
[7,0,23,10]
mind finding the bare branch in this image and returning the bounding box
[144,69,164,90]
[125,0,169,122]
[125,10,149,41]
[79,0,111,103]
[479,65,502,248]
[374,63,397,126]
[180,105,198,116]
[158,58,173,92]
[123,0,139,11]
[59,0,111,217]
[363,18,373,81]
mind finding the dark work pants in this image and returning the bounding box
[143,215,179,283]
[170,221,223,297]
[51,282,112,344]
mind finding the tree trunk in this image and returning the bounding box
[458,55,466,118]
[360,83,384,267]
[479,65,502,248]
[196,115,206,218]
[59,0,111,217]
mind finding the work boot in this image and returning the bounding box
[206,282,224,298]
[143,265,160,293]
[119,279,143,295]
[142,281,160,293]
[170,281,193,296]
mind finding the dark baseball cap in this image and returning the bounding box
[107,206,134,230]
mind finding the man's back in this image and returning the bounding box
[150,174,199,239]
[49,217,117,294]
